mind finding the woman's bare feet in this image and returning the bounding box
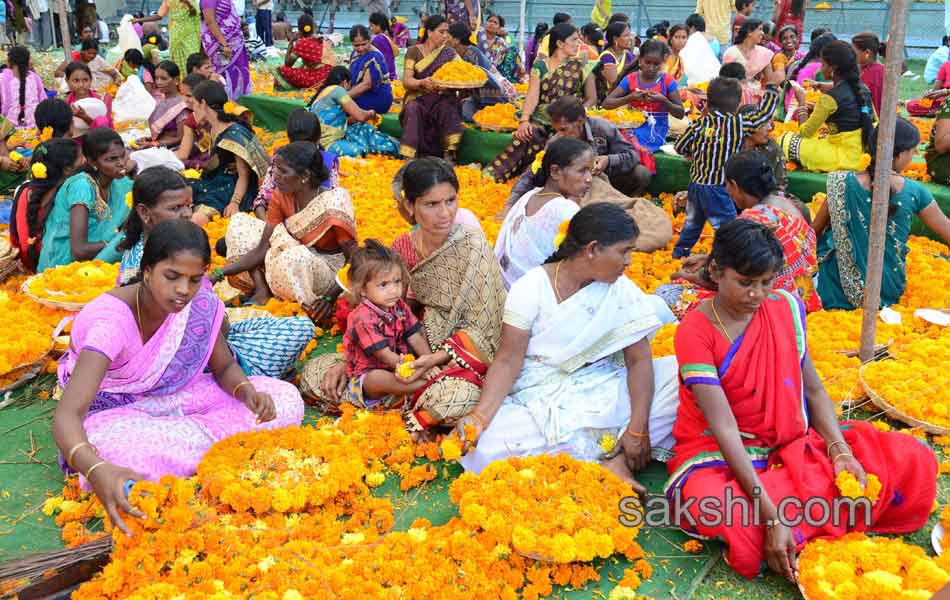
[602,452,647,496]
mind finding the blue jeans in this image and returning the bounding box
[255,9,272,46]
[672,183,737,258]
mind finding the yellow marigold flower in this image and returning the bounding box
[41,495,64,516]
[365,471,385,488]
[607,585,640,600]
[31,162,47,179]
[431,59,487,84]
[337,263,350,287]
[302,25,311,32]
[396,354,415,378]
[857,153,872,171]
[223,101,239,115]
[531,150,546,174]
[341,532,365,545]
[407,527,427,542]
[257,555,277,573]
[552,218,570,249]
[9,151,22,162]
[871,420,891,432]
[598,433,617,453]
[181,168,201,179]
[282,590,304,600]
[125,191,134,208]
[40,126,53,141]
[439,437,462,461]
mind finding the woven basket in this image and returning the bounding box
[20,275,87,312]
[224,306,271,323]
[431,79,487,89]
[859,363,950,435]
[476,123,517,133]
[0,248,22,283]
[0,350,52,395]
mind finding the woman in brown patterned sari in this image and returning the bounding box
[213,142,357,323]
[487,23,598,182]
[399,15,464,160]
[302,158,506,436]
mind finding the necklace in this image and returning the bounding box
[553,261,565,303]
[710,297,734,343]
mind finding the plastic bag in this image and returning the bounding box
[681,32,721,86]
[130,147,185,172]
[71,97,108,135]
[111,75,156,124]
[117,14,142,54]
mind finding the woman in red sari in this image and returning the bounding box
[275,14,335,90]
[666,219,937,581]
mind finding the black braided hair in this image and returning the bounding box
[25,138,80,249]
[192,80,253,131]
[543,203,638,264]
[120,166,189,251]
[821,40,874,151]
[7,46,30,125]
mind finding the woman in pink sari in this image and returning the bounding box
[52,219,304,533]
[722,19,774,104]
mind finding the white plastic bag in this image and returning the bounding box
[117,15,142,54]
[112,75,156,124]
[71,97,108,135]
[130,147,185,172]
[681,31,721,87]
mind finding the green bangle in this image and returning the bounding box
[212,268,224,282]
[322,294,334,303]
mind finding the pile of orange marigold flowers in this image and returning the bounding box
[58,408,650,600]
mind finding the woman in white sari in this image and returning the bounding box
[459,203,679,491]
[494,137,592,289]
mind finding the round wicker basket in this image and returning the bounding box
[0,351,52,395]
[432,79,487,89]
[20,275,87,312]
[859,363,950,435]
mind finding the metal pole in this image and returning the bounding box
[518,0,525,61]
[858,0,909,362]
[56,0,71,54]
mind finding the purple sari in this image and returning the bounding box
[371,33,397,81]
[200,0,251,99]
[57,287,304,487]
[399,45,463,158]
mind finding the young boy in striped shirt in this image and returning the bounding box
[672,76,781,258]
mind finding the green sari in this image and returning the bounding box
[817,170,935,310]
[191,123,270,217]
[168,0,202,73]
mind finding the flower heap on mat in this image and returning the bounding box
[26,261,119,305]
[66,409,651,600]
[472,103,519,129]
[0,274,66,379]
[797,532,950,600]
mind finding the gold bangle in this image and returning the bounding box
[826,440,849,457]
[232,380,253,398]
[66,441,96,468]
[831,452,853,463]
[84,460,108,481]
[624,427,649,438]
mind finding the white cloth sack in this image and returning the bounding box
[117,14,142,53]
[130,147,185,172]
[681,31,721,86]
[111,75,156,123]
[71,97,108,135]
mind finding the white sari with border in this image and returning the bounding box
[460,266,680,474]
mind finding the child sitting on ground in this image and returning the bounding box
[672,72,781,258]
[342,240,441,409]
[738,103,787,190]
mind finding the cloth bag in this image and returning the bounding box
[111,75,156,123]
[130,147,185,172]
[117,14,142,53]
[680,31,721,86]
[580,175,672,252]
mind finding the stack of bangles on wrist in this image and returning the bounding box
[827,440,852,462]
[66,441,106,479]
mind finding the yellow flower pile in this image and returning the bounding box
[901,162,931,183]
[26,261,119,307]
[449,454,648,566]
[834,470,882,502]
[472,102,519,129]
[431,60,488,84]
[396,354,415,378]
[0,275,66,379]
[651,323,677,357]
[798,533,950,600]
[513,82,529,95]
[391,79,406,101]
[63,409,654,600]
[768,120,800,141]
[587,107,647,128]
[7,127,40,151]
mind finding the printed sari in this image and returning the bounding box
[167,0,202,73]
[148,96,190,141]
[666,290,936,579]
[57,287,304,488]
[478,31,522,83]
[310,85,398,157]
[460,267,680,474]
[300,225,506,430]
[487,57,594,181]
[200,0,250,99]
[399,45,463,158]
[276,36,335,90]
[816,171,934,310]
[191,123,270,217]
[225,186,356,307]
[118,239,315,378]
[349,48,394,114]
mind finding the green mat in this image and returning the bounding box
[239,93,950,241]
